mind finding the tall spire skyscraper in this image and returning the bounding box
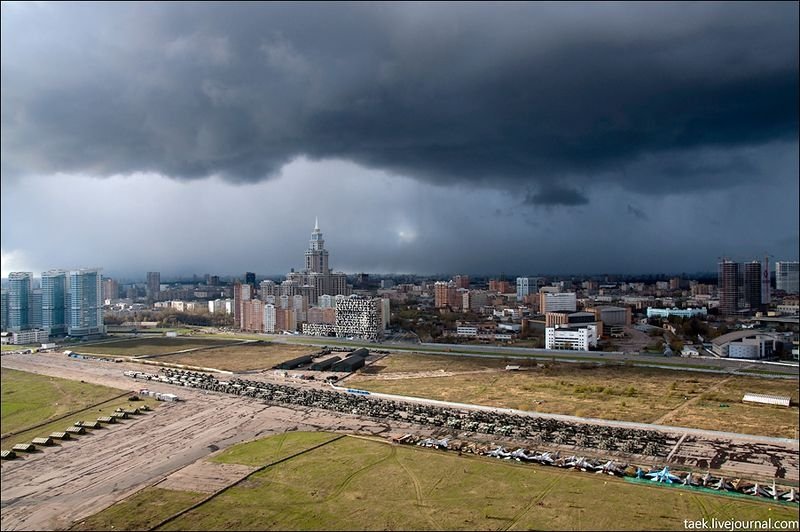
[285,219,349,304]
[305,218,330,274]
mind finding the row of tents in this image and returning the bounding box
[1,405,150,460]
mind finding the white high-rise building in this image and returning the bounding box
[776,261,799,294]
[67,269,104,337]
[318,294,334,308]
[380,298,391,331]
[264,304,276,333]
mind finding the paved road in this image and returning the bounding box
[254,334,800,377]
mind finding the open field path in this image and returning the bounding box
[651,375,736,425]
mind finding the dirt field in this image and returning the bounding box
[2,352,798,531]
[149,434,798,531]
[348,354,800,438]
[1,367,125,436]
[0,354,404,531]
[72,337,242,357]
[150,342,319,371]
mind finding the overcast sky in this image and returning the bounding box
[2,2,798,278]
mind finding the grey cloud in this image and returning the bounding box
[524,186,589,207]
[626,204,648,220]
[2,2,797,197]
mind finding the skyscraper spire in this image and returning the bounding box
[315,216,319,231]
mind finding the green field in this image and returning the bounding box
[1,368,158,448]
[75,432,797,531]
[70,488,205,531]
[1,368,124,435]
[348,355,800,438]
[73,337,243,357]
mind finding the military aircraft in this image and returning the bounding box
[416,437,449,449]
[681,473,700,487]
[700,472,717,487]
[531,451,557,465]
[567,457,600,472]
[646,466,681,484]
[510,448,533,461]
[710,477,734,491]
[594,460,626,476]
[635,467,647,479]
[781,487,798,503]
[742,482,768,497]
[764,480,783,500]
[487,446,512,459]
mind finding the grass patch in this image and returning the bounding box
[70,488,205,531]
[122,433,799,531]
[1,368,124,435]
[151,342,319,372]
[348,356,799,438]
[212,431,340,467]
[73,337,242,357]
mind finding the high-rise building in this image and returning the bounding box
[539,292,577,313]
[0,289,7,331]
[101,277,119,302]
[264,303,276,333]
[335,295,381,340]
[380,298,391,330]
[516,277,537,302]
[7,272,33,331]
[42,270,68,335]
[453,275,470,289]
[245,272,256,286]
[146,272,161,300]
[776,261,799,294]
[259,280,277,300]
[68,269,104,337]
[233,282,252,328]
[305,217,330,274]
[743,261,762,311]
[31,289,43,329]
[718,259,740,315]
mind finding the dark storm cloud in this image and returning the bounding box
[1,2,798,203]
[626,204,648,221]
[524,185,588,207]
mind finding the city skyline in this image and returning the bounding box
[2,2,798,277]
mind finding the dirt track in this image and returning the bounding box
[1,352,798,531]
[0,354,401,531]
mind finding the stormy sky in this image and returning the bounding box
[2,1,798,278]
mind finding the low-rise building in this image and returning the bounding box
[545,324,597,351]
[646,307,707,319]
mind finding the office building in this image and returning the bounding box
[335,295,381,340]
[539,292,577,313]
[646,307,707,319]
[68,269,104,337]
[776,261,799,294]
[589,305,631,326]
[245,272,256,286]
[718,259,740,315]
[545,324,598,351]
[711,330,781,359]
[41,270,68,335]
[7,272,33,331]
[146,272,161,300]
[516,277,537,302]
